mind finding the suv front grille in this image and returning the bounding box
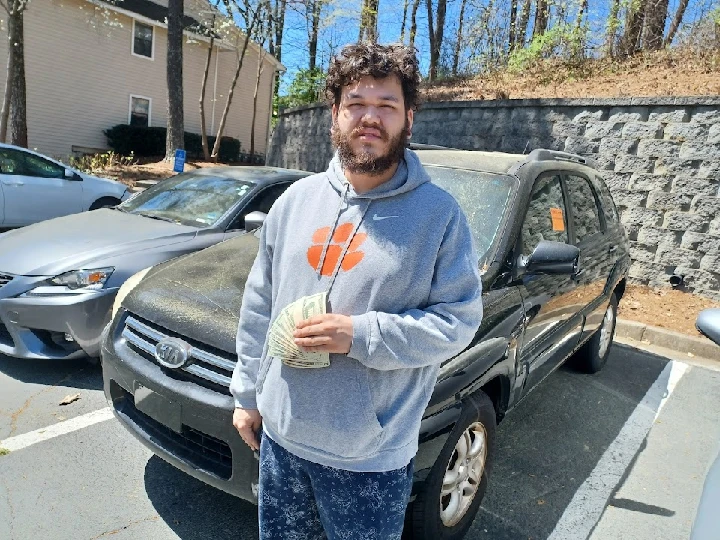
[121,314,236,392]
[0,272,13,289]
[113,383,232,480]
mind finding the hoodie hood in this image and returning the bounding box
[327,148,431,199]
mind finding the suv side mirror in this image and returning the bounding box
[244,211,267,233]
[519,240,580,275]
[696,309,720,346]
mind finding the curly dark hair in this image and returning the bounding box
[324,43,421,111]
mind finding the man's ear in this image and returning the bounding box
[406,109,414,138]
[330,104,338,133]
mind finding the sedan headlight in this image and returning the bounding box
[111,267,153,320]
[49,268,115,290]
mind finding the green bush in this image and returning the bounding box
[104,124,241,162]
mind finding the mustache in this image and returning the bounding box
[351,124,388,140]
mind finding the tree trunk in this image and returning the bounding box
[211,16,257,160]
[643,0,668,50]
[8,2,27,148]
[165,0,184,161]
[425,0,436,79]
[359,0,379,42]
[663,0,687,46]
[400,0,409,43]
[575,0,588,31]
[509,0,517,50]
[250,49,265,157]
[0,12,15,143]
[308,0,322,70]
[620,0,648,56]
[516,0,532,47]
[452,0,467,75]
[200,34,215,162]
[409,0,421,49]
[532,0,549,38]
[426,0,447,81]
[270,0,286,61]
[605,0,621,55]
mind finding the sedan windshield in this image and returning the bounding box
[119,174,254,227]
[424,166,515,269]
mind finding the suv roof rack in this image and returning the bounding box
[526,149,587,165]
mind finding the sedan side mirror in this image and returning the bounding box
[244,211,267,233]
[519,240,580,276]
[65,169,80,180]
[696,309,720,346]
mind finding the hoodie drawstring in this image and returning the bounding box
[315,182,372,297]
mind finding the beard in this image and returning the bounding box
[331,119,408,176]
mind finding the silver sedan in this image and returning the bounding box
[0,166,309,360]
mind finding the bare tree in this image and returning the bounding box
[358,0,379,42]
[532,0,549,38]
[604,0,621,55]
[426,0,448,81]
[211,0,264,160]
[575,0,588,31]
[515,0,532,48]
[269,0,287,61]
[509,0,517,50]
[199,15,216,161]
[250,46,266,157]
[165,0,184,160]
[409,0,421,49]
[0,0,29,147]
[452,0,468,74]
[308,0,323,70]
[619,0,649,56]
[663,0,689,46]
[400,0,410,43]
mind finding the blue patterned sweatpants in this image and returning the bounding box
[258,433,414,540]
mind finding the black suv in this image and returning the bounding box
[101,148,630,540]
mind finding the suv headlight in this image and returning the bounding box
[50,268,115,290]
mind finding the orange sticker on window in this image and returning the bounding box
[550,207,565,231]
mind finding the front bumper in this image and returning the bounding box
[0,275,117,359]
[101,313,258,502]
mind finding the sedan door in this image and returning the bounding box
[0,148,83,226]
[516,173,583,394]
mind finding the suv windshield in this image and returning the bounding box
[425,165,515,269]
[119,173,255,228]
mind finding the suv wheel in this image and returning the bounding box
[405,391,496,540]
[574,292,618,373]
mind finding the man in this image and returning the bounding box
[230,42,483,539]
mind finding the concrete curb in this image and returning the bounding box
[616,318,720,362]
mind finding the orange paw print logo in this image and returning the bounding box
[307,223,367,276]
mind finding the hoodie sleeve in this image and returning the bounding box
[348,206,483,371]
[230,221,274,410]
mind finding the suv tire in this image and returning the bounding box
[574,292,618,374]
[405,390,496,540]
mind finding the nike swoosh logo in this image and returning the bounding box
[372,214,400,221]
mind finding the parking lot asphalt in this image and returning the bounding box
[1,344,719,540]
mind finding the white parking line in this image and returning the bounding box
[548,360,689,540]
[0,407,114,453]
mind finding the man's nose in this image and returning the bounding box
[361,106,382,123]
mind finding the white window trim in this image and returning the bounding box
[131,18,155,61]
[128,95,152,127]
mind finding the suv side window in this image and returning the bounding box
[594,175,620,225]
[228,182,292,230]
[521,175,568,255]
[565,175,602,244]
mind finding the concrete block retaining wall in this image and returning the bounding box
[267,97,720,299]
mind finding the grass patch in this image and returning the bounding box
[0,447,10,456]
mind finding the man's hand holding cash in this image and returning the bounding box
[267,292,352,368]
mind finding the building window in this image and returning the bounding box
[133,20,154,59]
[129,96,151,127]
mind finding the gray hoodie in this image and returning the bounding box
[230,149,483,472]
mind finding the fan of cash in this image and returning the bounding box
[268,292,330,368]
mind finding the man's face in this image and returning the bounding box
[331,75,414,176]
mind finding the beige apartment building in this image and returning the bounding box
[0,0,282,159]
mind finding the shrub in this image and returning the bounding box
[104,124,241,162]
[67,151,136,175]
